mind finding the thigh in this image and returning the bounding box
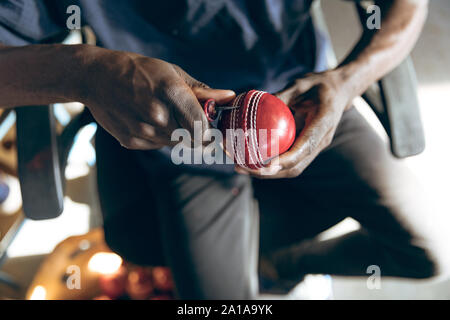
[97,127,260,298]
[324,108,445,275]
[253,175,347,254]
[252,108,372,253]
[148,169,260,299]
[95,126,166,266]
[299,107,445,276]
[310,108,428,245]
[254,107,432,259]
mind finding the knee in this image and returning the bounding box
[418,242,450,280]
[103,224,128,260]
[375,232,449,280]
[401,235,450,280]
[103,221,166,266]
[408,255,440,280]
[103,224,137,264]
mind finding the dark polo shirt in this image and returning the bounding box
[0,0,329,172]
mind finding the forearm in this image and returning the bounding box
[0,43,95,107]
[336,0,428,101]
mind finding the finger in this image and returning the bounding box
[274,86,298,105]
[171,64,202,87]
[172,64,235,104]
[192,86,236,105]
[118,111,173,146]
[238,103,338,180]
[265,130,334,179]
[119,137,165,150]
[234,112,330,178]
[268,111,333,170]
[132,122,173,144]
[235,164,282,177]
[274,76,316,105]
[165,80,210,144]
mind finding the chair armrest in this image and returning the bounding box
[16,106,64,220]
[378,58,425,157]
[313,0,426,158]
[15,27,96,220]
[354,2,425,157]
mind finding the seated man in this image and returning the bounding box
[1,0,447,299]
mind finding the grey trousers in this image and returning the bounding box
[96,107,448,299]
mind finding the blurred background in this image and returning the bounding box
[0,0,449,299]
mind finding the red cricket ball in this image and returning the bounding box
[126,267,154,300]
[205,90,296,169]
[152,267,174,292]
[98,266,128,299]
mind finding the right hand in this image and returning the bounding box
[82,48,235,150]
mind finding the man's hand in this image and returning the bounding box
[236,0,428,179]
[0,44,235,150]
[84,50,235,150]
[235,71,352,179]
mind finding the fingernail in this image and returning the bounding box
[272,165,282,171]
[262,165,281,175]
[235,167,248,175]
[268,163,281,170]
[222,90,236,97]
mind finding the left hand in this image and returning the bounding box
[236,70,354,179]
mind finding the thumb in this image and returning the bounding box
[192,86,236,105]
[274,86,296,106]
[275,75,318,107]
[172,64,235,104]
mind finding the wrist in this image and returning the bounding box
[66,44,108,104]
[323,68,358,110]
[23,44,102,104]
[72,45,140,108]
[334,59,373,99]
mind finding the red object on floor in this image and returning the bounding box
[126,268,154,300]
[98,266,128,299]
[152,267,174,292]
[204,90,296,169]
[93,295,112,300]
[149,295,173,300]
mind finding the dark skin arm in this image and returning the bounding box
[0,43,235,149]
[237,0,429,178]
[0,0,427,159]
